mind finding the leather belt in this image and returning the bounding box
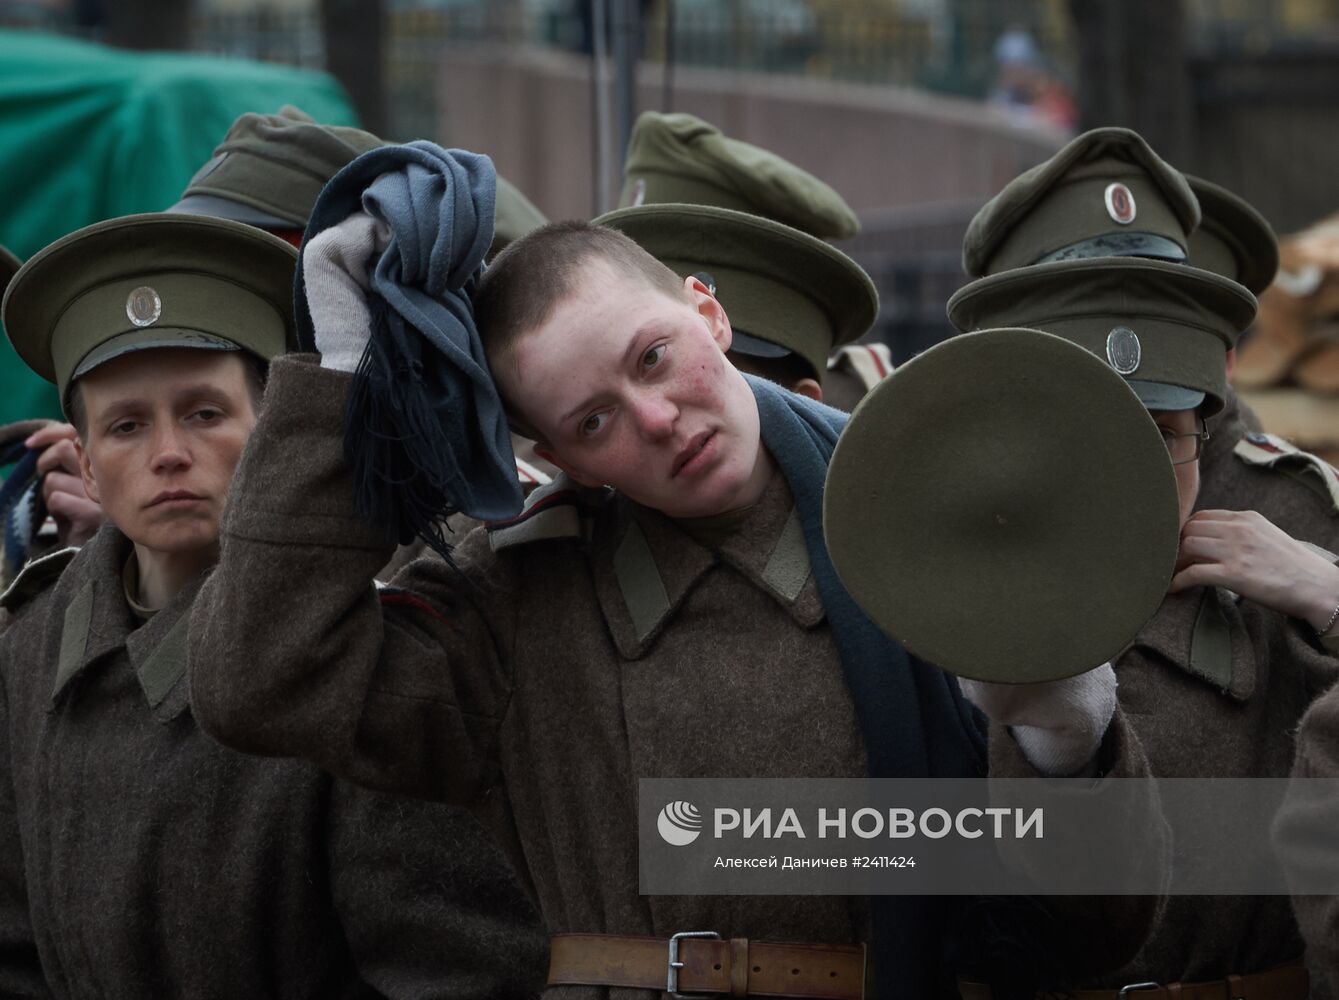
[957,961,1308,1000]
[547,932,866,999]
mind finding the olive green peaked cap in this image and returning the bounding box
[617,111,860,239]
[963,127,1201,277]
[596,203,878,381]
[947,257,1257,415]
[824,327,1179,684]
[1185,175,1278,296]
[2,214,298,408]
[170,105,386,228]
[492,175,549,259]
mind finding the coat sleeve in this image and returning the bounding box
[973,708,1168,984]
[0,633,52,997]
[1276,676,1339,997]
[189,355,520,803]
[326,780,548,1000]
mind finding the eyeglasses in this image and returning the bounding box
[1160,417,1210,466]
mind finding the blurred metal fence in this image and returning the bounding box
[1189,0,1339,49]
[5,0,1339,357]
[193,6,325,67]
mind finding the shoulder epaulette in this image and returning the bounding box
[1233,431,1339,512]
[827,343,894,392]
[514,456,552,489]
[486,474,607,552]
[0,546,78,612]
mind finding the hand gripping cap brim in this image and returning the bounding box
[823,327,1181,684]
[1185,174,1279,297]
[946,257,1258,416]
[2,213,298,404]
[595,203,878,381]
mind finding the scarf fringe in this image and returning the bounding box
[344,295,465,567]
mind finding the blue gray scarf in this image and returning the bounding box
[0,441,44,584]
[295,142,522,556]
[747,373,988,999]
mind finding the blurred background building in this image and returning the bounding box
[2,0,1339,449]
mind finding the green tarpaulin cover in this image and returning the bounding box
[0,29,357,423]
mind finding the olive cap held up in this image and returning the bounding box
[2,213,298,408]
[824,327,1180,684]
[962,127,1201,277]
[596,203,878,382]
[947,257,1257,415]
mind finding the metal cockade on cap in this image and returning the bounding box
[125,286,162,328]
[1106,325,1141,375]
[1104,182,1137,225]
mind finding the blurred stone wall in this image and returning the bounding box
[433,44,1066,223]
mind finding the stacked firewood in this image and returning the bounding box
[1234,212,1339,464]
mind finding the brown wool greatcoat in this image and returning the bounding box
[189,358,1161,998]
[1197,388,1339,554]
[0,524,547,1000]
[1192,387,1339,995]
[1091,581,1339,992]
[1278,675,1339,997]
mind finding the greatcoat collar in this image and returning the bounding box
[1130,585,1258,702]
[592,468,824,660]
[50,526,203,720]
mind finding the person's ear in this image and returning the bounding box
[683,275,733,352]
[533,444,604,489]
[790,377,823,402]
[75,437,100,505]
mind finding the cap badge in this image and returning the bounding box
[631,178,647,208]
[1106,326,1141,375]
[1104,182,1137,225]
[126,286,162,328]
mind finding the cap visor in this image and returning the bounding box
[167,194,298,230]
[729,329,793,359]
[1127,379,1205,412]
[73,329,240,380]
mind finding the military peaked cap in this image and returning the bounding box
[947,257,1257,415]
[596,203,878,382]
[825,327,1180,683]
[618,111,859,239]
[1185,175,1278,296]
[963,127,1201,277]
[492,175,549,260]
[3,214,298,408]
[170,105,386,228]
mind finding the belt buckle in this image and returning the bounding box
[1118,983,1161,999]
[667,930,723,999]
